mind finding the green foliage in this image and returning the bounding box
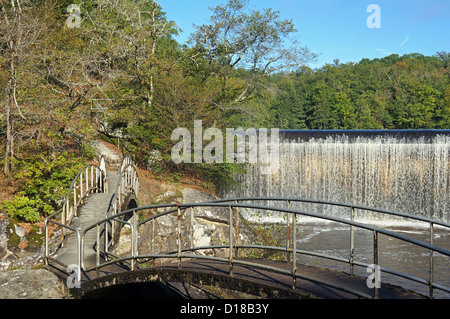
[201,163,246,193]
[1,152,86,222]
[190,0,316,111]
[1,196,41,223]
[264,53,450,130]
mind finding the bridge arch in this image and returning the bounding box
[79,264,308,299]
[124,194,138,211]
[119,193,139,221]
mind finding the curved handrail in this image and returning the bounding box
[61,156,107,226]
[209,197,450,229]
[81,213,136,270]
[85,201,450,299]
[44,156,107,271]
[136,202,450,256]
[101,160,139,256]
[105,163,139,220]
[45,217,82,283]
[117,155,133,174]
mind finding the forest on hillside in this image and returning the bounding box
[264,53,450,130]
[1,0,449,222]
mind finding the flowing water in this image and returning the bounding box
[295,221,450,298]
[222,130,450,298]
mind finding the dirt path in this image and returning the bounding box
[90,139,123,168]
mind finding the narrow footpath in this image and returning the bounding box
[53,139,123,268]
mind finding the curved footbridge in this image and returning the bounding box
[44,156,450,299]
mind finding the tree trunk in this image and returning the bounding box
[3,0,22,176]
[4,57,17,176]
[4,94,12,176]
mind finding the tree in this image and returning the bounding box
[306,80,339,129]
[1,0,42,175]
[89,0,178,108]
[269,76,307,129]
[190,0,316,117]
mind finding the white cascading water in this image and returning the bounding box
[222,130,450,225]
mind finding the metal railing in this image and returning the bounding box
[212,197,450,296]
[102,158,139,254]
[104,157,139,220]
[84,199,450,299]
[61,156,108,227]
[44,156,107,283]
[211,197,450,298]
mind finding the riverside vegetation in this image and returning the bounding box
[1,0,449,226]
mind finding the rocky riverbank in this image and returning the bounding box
[0,268,69,299]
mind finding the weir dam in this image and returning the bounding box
[223,130,449,225]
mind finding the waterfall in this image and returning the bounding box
[222,130,450,224]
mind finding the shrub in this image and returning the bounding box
[1,196,41,223]
[1,152,86,222]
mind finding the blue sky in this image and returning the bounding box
[160,0,450,68]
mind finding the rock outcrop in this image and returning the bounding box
[0,269,68,299]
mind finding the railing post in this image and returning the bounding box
[286,200,291,263]
[44,219,49,266]
[136,178,139,198]
[229,205,234,276]
[152,218,155,267]
[373,230,379,299]
[350,207,355,275]
[292,212,297,290]
[429,222,434,298]
[85,168,88,196]
[73,184,76,217]
[61,204,66,245]
[66,193,70,222]
[234,201,239,258]
[111,216,115,245]
[177,206,182,269]
[80,231,85,270]
[76,231,82,283]
[130,223,135,271]
[190,207,194,251]
[90,166,94,191]
[80,174,83,204]
[95,168,98,193]
[96,224,100,268]
[130,169,134,192]
[118,181,122,206]
[99,170,102,193]
[133,209,139,267]
[104,170,108,193]
[104,219,109,258]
